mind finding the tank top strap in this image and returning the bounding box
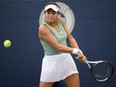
[43,21,55,32]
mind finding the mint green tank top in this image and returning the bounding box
[40,20,67,55]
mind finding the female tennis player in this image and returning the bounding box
[38,2,87,87]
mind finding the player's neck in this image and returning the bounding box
[47,21,57,27]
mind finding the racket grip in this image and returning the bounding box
[75,55,87,63]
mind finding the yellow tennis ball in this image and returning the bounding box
[4,40,11,48]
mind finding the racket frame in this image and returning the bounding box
[85,60,114,82]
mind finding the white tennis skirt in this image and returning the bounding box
[40,53,79,82]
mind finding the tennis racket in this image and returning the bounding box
[85,60,114,82]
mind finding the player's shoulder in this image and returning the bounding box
[39,24,50,34]
[39,24,49,31]
[39,24,47,30]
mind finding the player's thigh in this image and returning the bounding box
[39,81,54,87]
[64,73,80,87]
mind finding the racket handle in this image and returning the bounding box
[76,56,91,68]
[75,55,88,63]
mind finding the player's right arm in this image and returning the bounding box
[38,25,74,53]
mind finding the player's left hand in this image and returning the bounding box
[76,52,87,63]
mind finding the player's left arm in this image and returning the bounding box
[58,16,79,49]
[58,16,87,62]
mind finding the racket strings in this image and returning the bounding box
[91,62,113,82]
